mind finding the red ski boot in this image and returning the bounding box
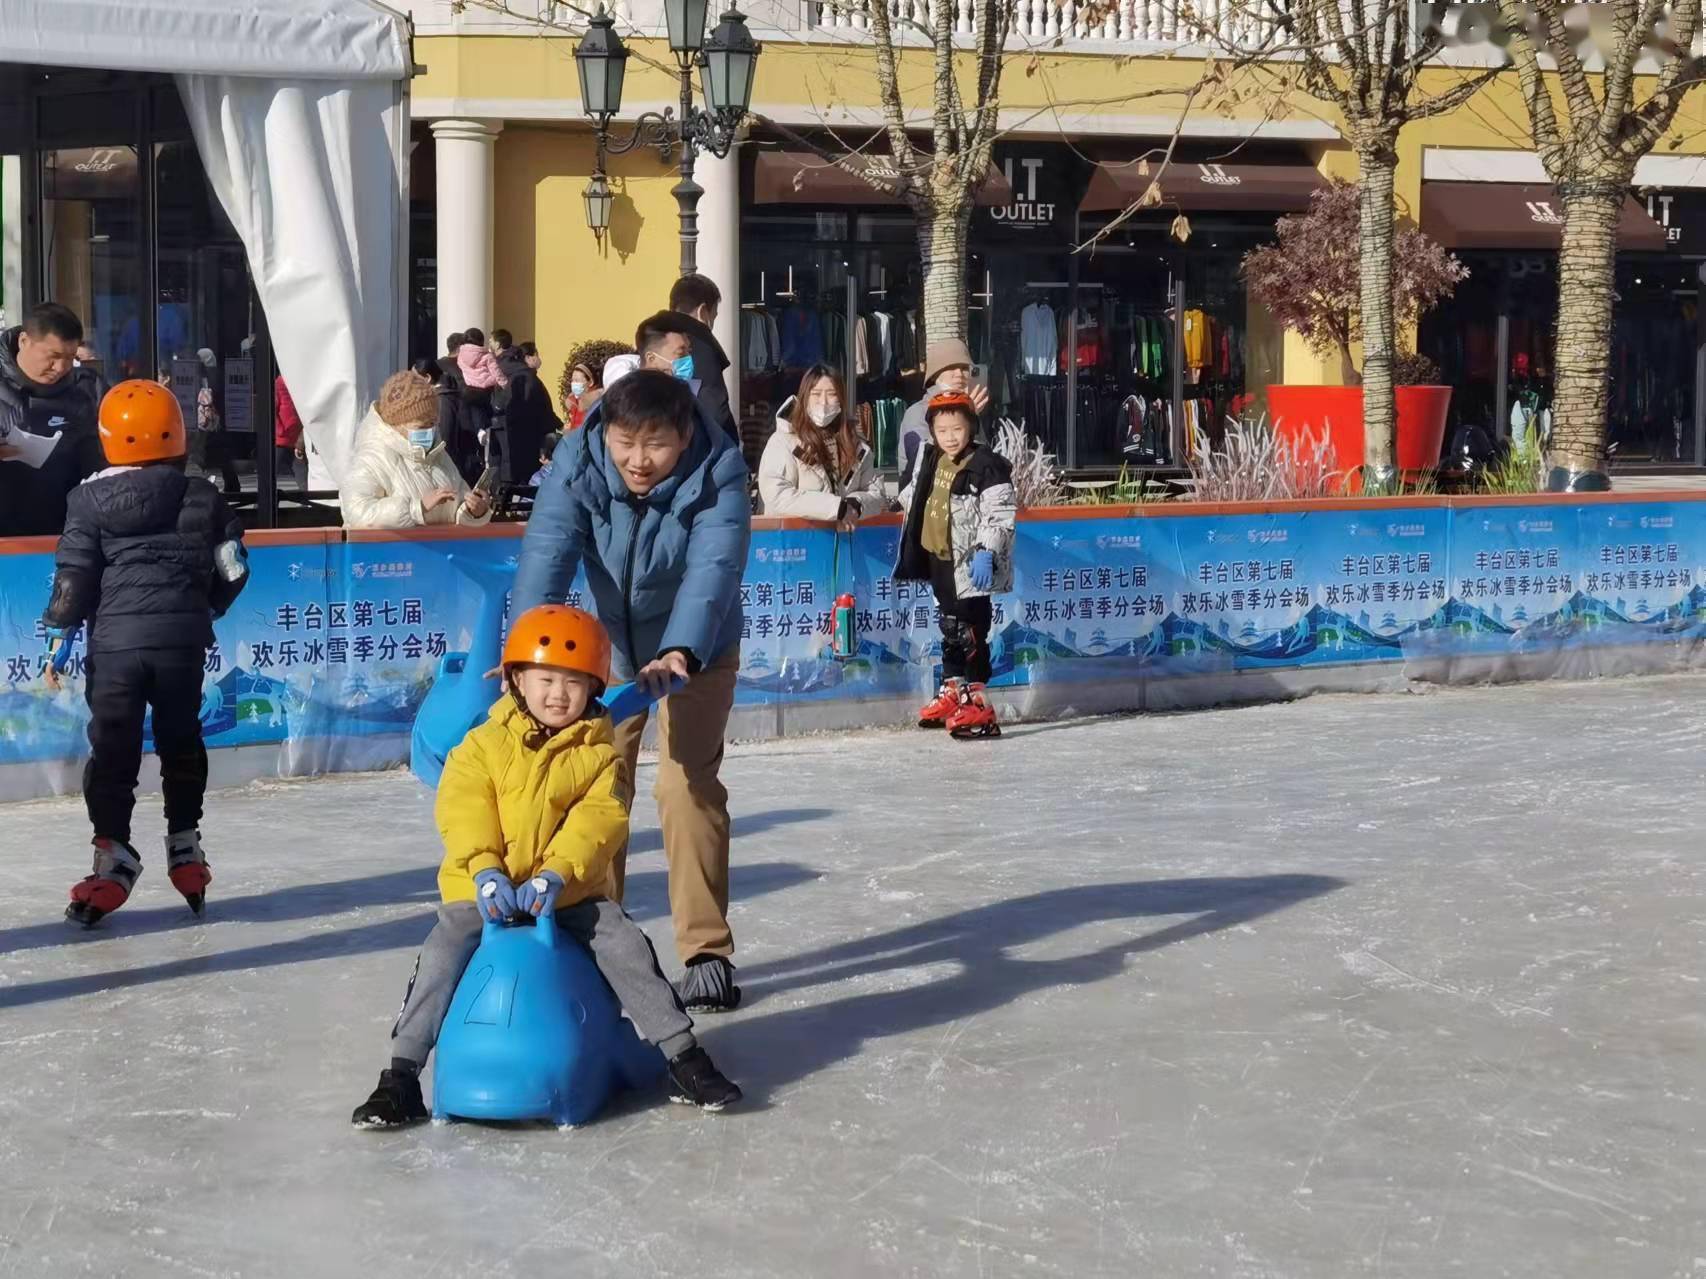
[166,831,213,916]
[947,683,1001,739]
[67,838,143,927]
[917,679,962,729]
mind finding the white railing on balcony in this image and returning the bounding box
[807,0,1280,48]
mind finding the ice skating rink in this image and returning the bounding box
[1,677,1703,1278]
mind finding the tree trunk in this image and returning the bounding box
[1356,139,1399,490]
[917,197,971,350]
[1551,177,1627,481]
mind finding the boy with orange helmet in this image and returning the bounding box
[42,379,250,926]
[352,604,741,1128]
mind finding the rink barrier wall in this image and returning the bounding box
[4,491,1706,802]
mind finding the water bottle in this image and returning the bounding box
[833,592,857,659]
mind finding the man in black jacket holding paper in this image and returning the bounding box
[0,303,104,536]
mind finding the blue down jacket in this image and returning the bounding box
[512,400,750,675]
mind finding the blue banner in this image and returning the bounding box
[2,497,1704,783]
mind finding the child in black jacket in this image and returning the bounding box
[42,379,250,927]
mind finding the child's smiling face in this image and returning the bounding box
[514,666,596,729]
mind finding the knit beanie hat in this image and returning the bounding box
[925,338,973,385]
[376,371,439,429]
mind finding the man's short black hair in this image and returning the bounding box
[463,326,486,349]
[601,368,695,438]
[491,328,514,350]
[669,274,721,316]
[446,331,466,353]
[635,311,693,356]
[518,340,539,360]
[24,302,83,344]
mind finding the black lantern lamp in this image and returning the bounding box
[582,172,613,244]
[574,10,628,120]
[700,8,758,117]
[664,0,711,55]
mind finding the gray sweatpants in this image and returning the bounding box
[389,898,696,1068]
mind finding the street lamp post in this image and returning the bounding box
[575,3,759,276]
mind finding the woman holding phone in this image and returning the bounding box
[341,370,493,530]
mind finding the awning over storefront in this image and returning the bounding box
[1080,161,1326,214]
[753,150,1014,207]
[0,0,409,80]
[0,0,412,490]
[1422,182,1667,251]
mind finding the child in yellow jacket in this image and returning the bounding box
[352,605,741,1128]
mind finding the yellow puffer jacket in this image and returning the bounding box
[434,695,629,907]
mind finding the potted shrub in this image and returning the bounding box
[1244,180,1466,483]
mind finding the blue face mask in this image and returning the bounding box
[407,428,435,450]
[671,354,695,382]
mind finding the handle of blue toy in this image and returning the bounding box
[533,908,558,950]
[478,910,557,948]
[603,675,687,726]
[438,652,468,678]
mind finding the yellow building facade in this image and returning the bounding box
[409,10,1706,469]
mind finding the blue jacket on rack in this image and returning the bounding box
[512,399,751,677]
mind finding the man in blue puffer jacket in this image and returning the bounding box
[513,369,751,1010]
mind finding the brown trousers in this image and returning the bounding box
[609,644,739,963]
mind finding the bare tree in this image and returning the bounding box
[1193,0,1493,488]
[1493,2,1706,487]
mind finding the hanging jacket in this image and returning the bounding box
[44,463,247,654]
[757,397,888,521]
[894,441,1016,599]
[435,697,628,906]
[512,398,750,675]
[340,407,492,530]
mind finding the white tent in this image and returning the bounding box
[0,0,413,489]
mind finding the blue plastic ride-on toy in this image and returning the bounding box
[431,912,666,1127]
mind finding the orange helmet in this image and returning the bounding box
[99,379,186,465]
[925,391,978,423]
[501,605,612,692]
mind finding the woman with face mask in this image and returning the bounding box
[757,364,887,529]
[341,370,492,530]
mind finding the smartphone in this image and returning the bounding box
[473,464,498,495]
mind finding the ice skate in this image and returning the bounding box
[947,683,1001,739]
[66,838,143,928]
[916,678,962,729]
[165,830,213,916]
[351,1068,429,1129]
[667,1046,742,1112]
[677,954,742,1013]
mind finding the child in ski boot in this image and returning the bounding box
[894,391,1016,740]
[42,379,249,927]
[352,605,742,1129]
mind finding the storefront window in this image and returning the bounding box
[155,140,259,494]
[1076,233,1176,466]
[42,144,143,379]
[1609,256,1698,463]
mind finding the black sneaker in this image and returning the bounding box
[667,1047,742,1112]
[351,1068,429,1129]
[677,955,742,1013]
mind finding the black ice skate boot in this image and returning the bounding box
[351,1066,429,1130]
[667,1047,743,1112]
[677,954,741,1013]
[165,830,213,916]
[66,838,143,928]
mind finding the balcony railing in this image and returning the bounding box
[806,0,1279,47]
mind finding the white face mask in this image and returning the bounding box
[570,380,587,398]
[807,400,841,428]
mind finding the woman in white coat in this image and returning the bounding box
[342,370,492,530]
[757,364,887,527]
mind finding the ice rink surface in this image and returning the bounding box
[1,676,1703,1278]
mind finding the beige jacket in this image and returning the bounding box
[756,399,887,521]
[341,408,492,530]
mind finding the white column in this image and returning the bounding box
[1,156,20,329]
[696,141,742,418]
[430,119,503,349]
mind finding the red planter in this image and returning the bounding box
[1267,384,1453,485]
